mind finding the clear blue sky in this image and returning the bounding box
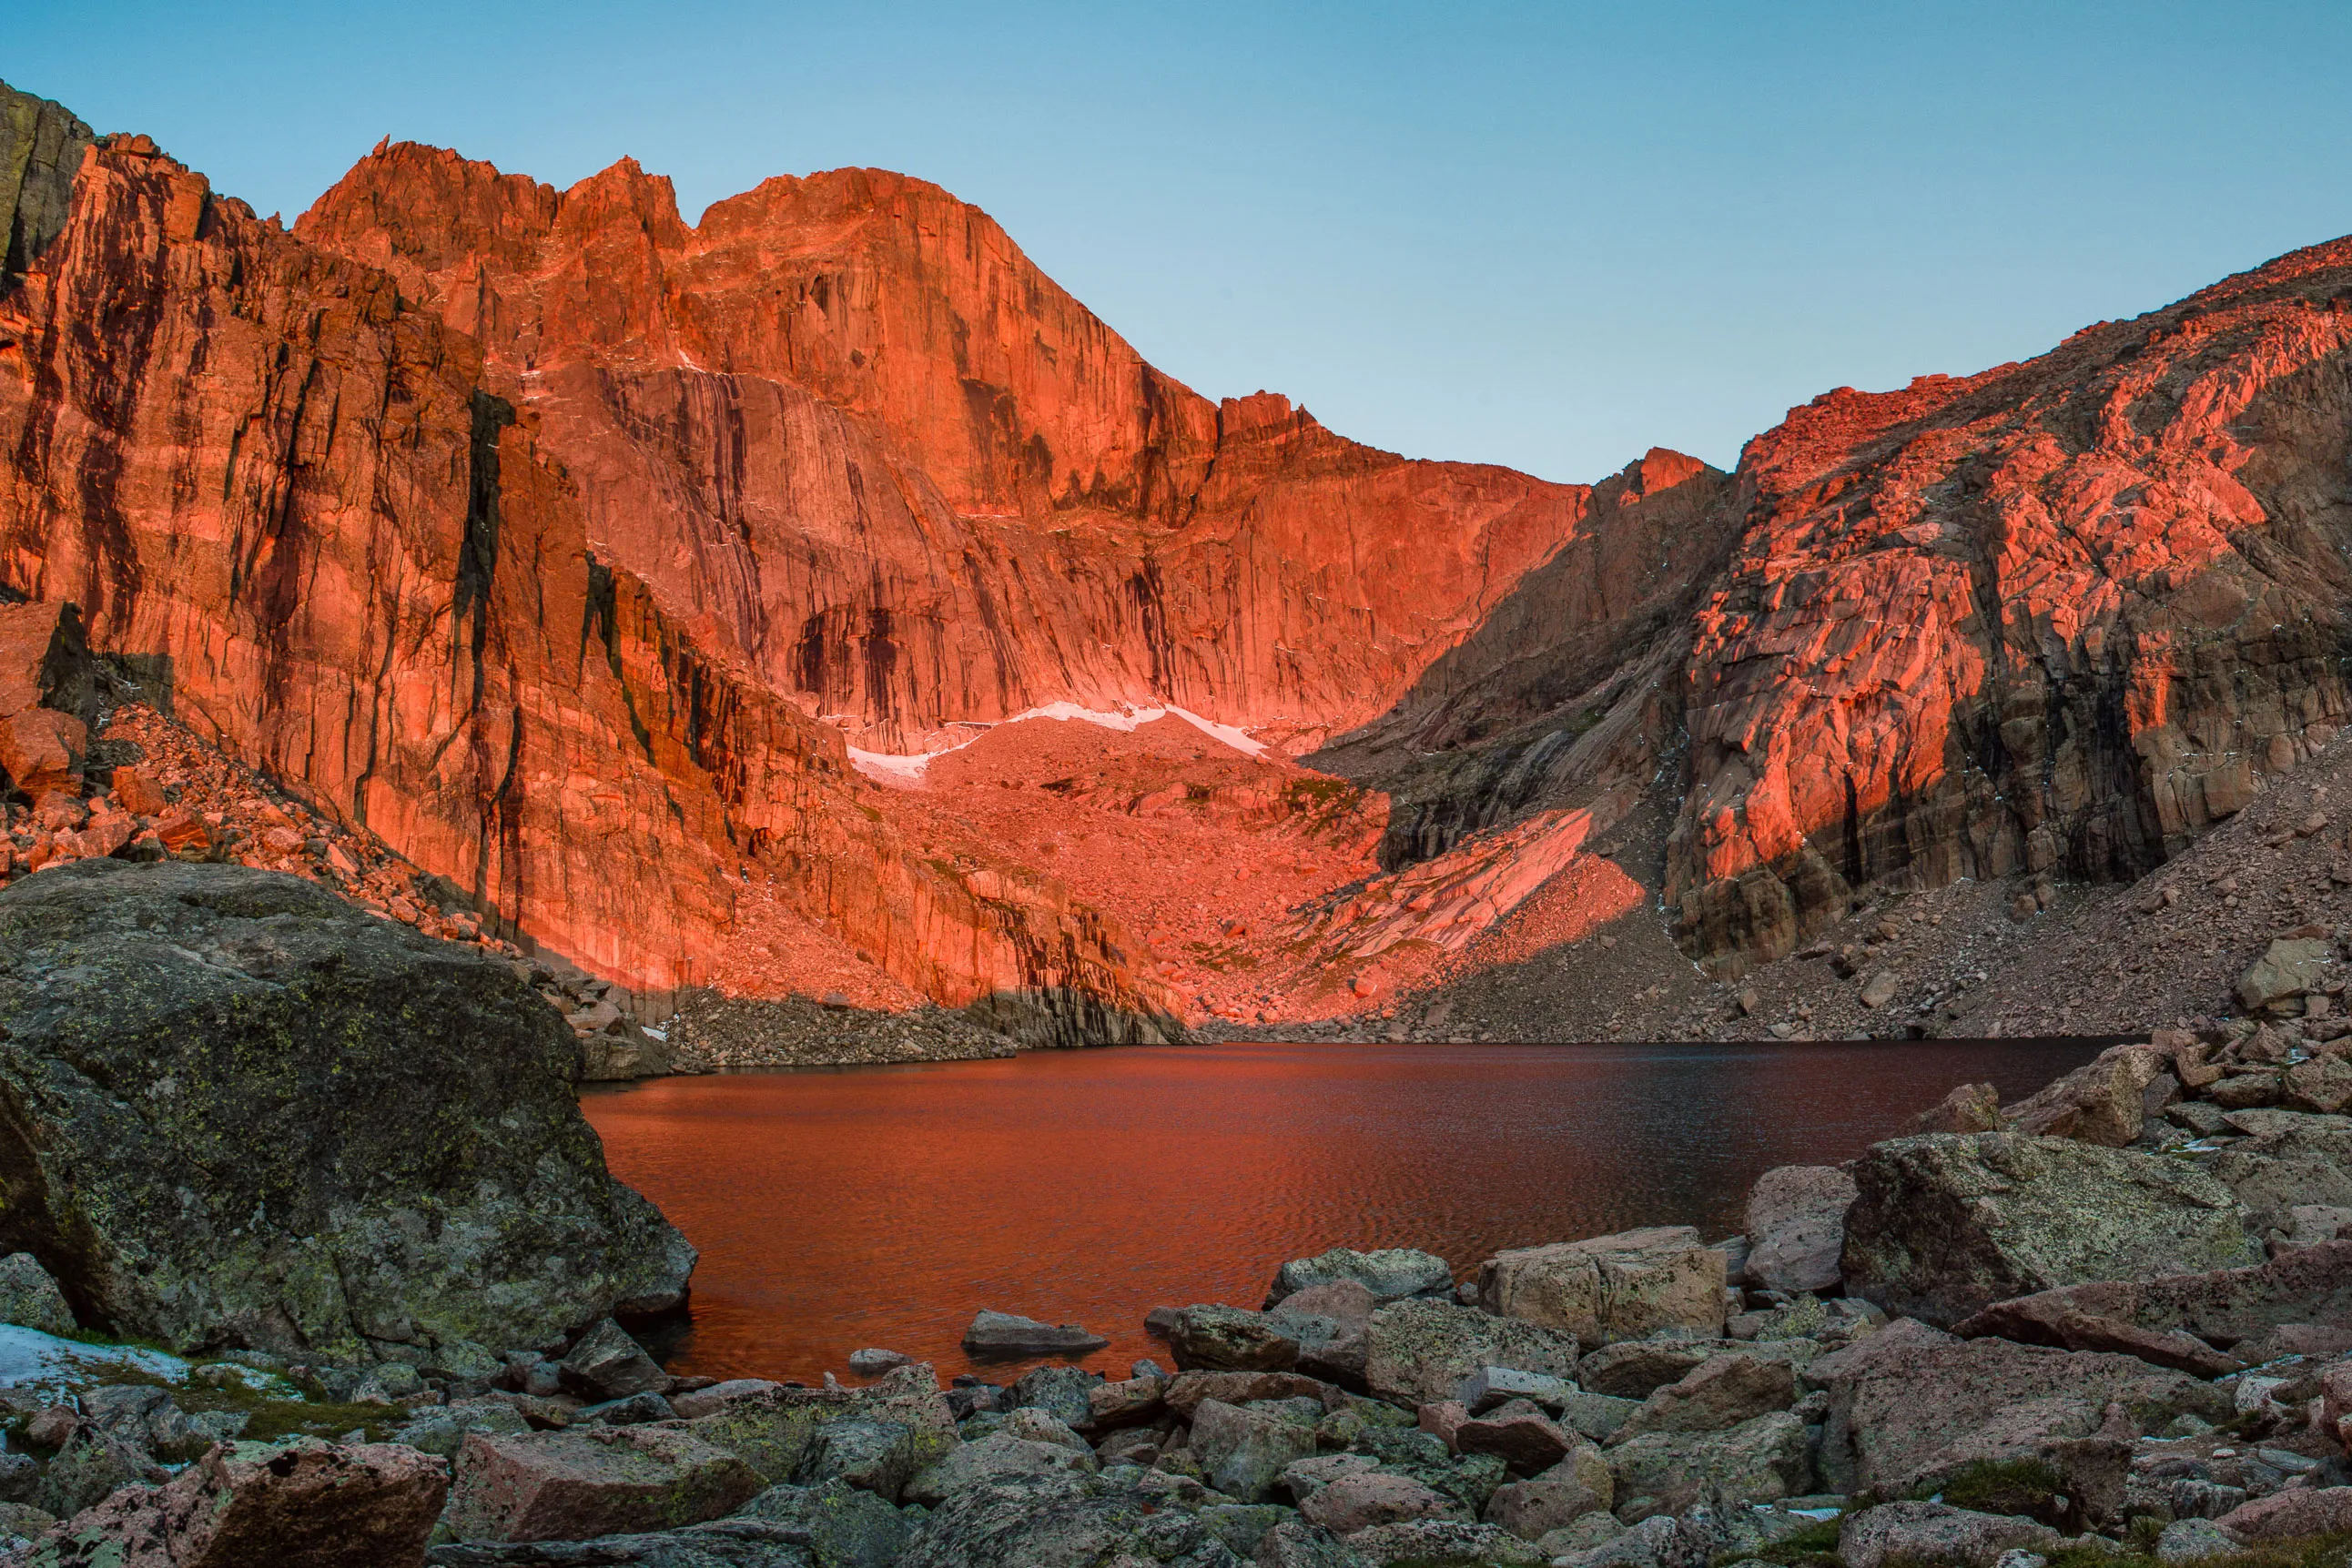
[13,2,2351,482]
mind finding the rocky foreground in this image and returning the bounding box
[0,925,2347,1567]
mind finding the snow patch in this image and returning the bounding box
[848,702,1264,783]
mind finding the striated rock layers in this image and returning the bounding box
[292,142,1718,756]
[0,126,1173,1028]
[1669,241,2352,971]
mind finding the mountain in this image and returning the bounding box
[6,72,2351,1040]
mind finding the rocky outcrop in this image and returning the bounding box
[1668,238,2352,972]
[0,860,693,1361]
[0,130,1176,1032]
[294,144,1698,760]
[1840,1132,2260,1326]
[0,79,92,293]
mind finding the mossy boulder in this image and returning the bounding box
[0,860,694,1363]
[1841,1133,2258,1326]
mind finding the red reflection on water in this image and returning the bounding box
[580,1040,2097,1383]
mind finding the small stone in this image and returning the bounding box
[1859,970,1900,1009]
[847,1348,912,1376]
[557,1319,668,1402]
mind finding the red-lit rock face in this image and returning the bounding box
[1668,240,2352,971]
[0,137,1174,1027]
[294,145,1634,753]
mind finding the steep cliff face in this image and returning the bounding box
[295,145,1616,752]
[0,79,91,291]
[0,134,1175,1028]
[1668,239,2352,973]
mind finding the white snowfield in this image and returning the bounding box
[847,701,1265,783]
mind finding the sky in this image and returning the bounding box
[13,1,2352,483]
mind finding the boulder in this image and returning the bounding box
[1085,1371,1167,1431]
[1575,1338,1819,1400]
[1009,1365,1097,1428]
[1455,1399,1574,1475]
[1281,1279,1379,1324]
[1170,1305,1302,1372]
[1455,1366,1574,1415]
[734,1477,917,1566]
[847,1348,912,1376]
[1837,1501,2062,1568]
[2199,1116,2352,1239]
[1483,1447,1613,1540]
[1298,1470,1455,1533]
[2213,1485,2352,1543]
[687,1366,959,1485]
[2237,938,2333,1016]
[1953,1239,2352,1376]
[1188,1397,1316,1503]
[2000,1046,2164,1147]
[1475,1227,1725,1346]
[668,1379,783,1420]
[16,1437,446,1568]
[1914,1083,2002,1135]
[1362,1299,1580,1408]
[1255,1518,1376,1568]
[441,1425,764,1543]
[959,1310,1108,1358]
[421,1516,855,1564]
[0,862,693,1360]
[1840,1133,2259,1326]
[1808,1318,2232,1495]
[1605,1411,1810,1516]
[903,1431,1095,1506]
[557,1319,669,1401]
[0,602,91,799]
[2156,1518,2241,1563]
[1164,1370,1336,1417]
[1346,1518,1546,1566]
[1743,1167,1856,1292]
[35,1431,162,1521]
[1612,1353,1794,1441]
[0,1255,76,1337]
[1265,1248,1453,1309]
[802,1417,919,1500]
[2285,1056,2352,1116]
[897,1472,1244,1567]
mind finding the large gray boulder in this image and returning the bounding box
[1841,1133,2259,1326]
[1839,1501,2062,1568]
[1362,1299,1580,1408]
[1605,1411,1810,1517]
[0,862,694,1362]
[1476,1228,1725,1346]
[1265,1248,1453,1309]
[1809,1318,2233,1495]
[1743,1167,1857,1293]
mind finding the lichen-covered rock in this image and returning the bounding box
[1605,1411,1810,1517]
[1953,1239,2352,1375]
[1483,1447,1613,1540]
[1171,1305,1303,1372]
[1838,1501,2061,1568]
[0,1254,76,1337]
[1345,1517,1546,1566]
[441,1425,764,1543]
[2236,939,2334,1017]
[1476,1228,1725,1345]
[1809,1318,2232,1495]
[2000,1047,2164,1147]
[0,862,694,1362]
[1612,1353,1795,1441]
[1742,1167,1857,1293]
[1188,1398,1317,1503]
[904,1432,1094,1506]
[1362,1299,1580,1408]
[898,1472,1245,1566]
[22,1437,446,1568]
[686,1366,958,1487]
[733,1477,918,1567]
[1841,1133,2258,1326]
[1265,1249,1454,1309]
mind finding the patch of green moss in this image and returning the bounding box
[1919,1457,2064,1519]
[1735,1516,1843,1568]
